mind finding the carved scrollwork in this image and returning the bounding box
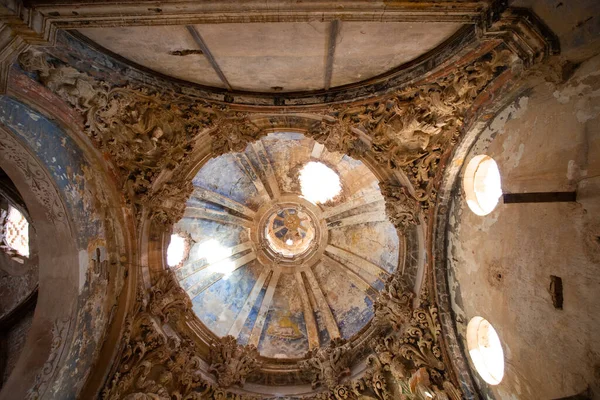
[18,50,220,225]
[334,49,513,218]
[379,182,420,235]
[210,114,264,157]
[300,338,353,390]
[148,269,192,324]
[373,274,414,330]
[208,336,262,388]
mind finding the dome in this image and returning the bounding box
[170,132,400,359]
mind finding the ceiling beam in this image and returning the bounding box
[248,269,281,347]
[324,19,340,91]
[235,154,270,199]
[303,268,341,340]
[192,186,256,219]
[251,142,281,200]
[322,191,382,219]
[27,2,493,30]
[185,25,233,91]
[327,210,387,229]
[176,241,252,281]
[323,254,378,300]
[186,252,257,299]
[228,268,270,339]
[184,206,253,228]
[295,271,320,350]
[325,245,390,279]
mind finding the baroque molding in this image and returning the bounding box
[0,125,68,226]
[103,270,262,400]
[18,49,222,225]
[300,338,353,390]
[208,336,262,389]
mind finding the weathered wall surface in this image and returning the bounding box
[447,53,600,398]
[0,90,127,399]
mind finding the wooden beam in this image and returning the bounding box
[503,191,577,204]
[324,19,340,90]
[185,25,233,90]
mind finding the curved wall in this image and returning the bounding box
[446,53,600,398]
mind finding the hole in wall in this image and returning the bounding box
[167,233,187,267]
[463,155,502,216]
[299,161,341,205]
[467,316,505,385]
[549,275,564,310]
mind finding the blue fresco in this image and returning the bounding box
[192,262,259,337]
[192,154,260,206]
[0,96,103,247]
[237,287,266,345]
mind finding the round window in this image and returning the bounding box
[463,155,502,216]
[466,316,505,385]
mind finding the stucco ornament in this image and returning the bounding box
[18,49,220,224]
[210,114,265,157]
[208,336,262,388]
[300,338,353,390]
[321,49,512,218]
[306,113,369,159]
[148,269,192,324]
[373,274,414,330]
[102,275,250,400]
[378,182,420,235]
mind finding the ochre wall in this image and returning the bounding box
[447,53,600,398]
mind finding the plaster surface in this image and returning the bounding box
[79,21,461,92]
[447,53,600,398]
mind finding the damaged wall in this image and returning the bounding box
[447,53,600,398]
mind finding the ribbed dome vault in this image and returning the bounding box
[171,132,400,359]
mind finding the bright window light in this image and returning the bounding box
[197,239,235,280]
[167,234,186,267]
[464,155,502,216]
[467,316,505,385]
[299,161,341,204]
[2,206,29,257]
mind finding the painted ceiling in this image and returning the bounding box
[172,132,400,359]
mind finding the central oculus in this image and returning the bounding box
[264,206,316,258]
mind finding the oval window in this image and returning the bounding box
[463,155,502,216]
[466,316,505,385]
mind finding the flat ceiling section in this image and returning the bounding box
[78,21,462,92]
[80,25,225,88]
